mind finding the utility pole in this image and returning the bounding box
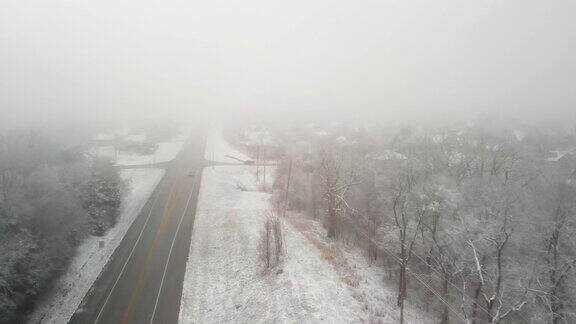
[263,152,266,191]
[260,140,266,190]
[400,296,404,324]
[283,159,293,217]
[255,145,260,181]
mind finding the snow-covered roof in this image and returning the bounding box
[334,136,357,146]
[432,134,447,144]
[546,150,576,162]
[513,129,526,141]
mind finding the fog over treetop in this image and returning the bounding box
[1,0,575,128]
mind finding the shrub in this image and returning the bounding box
[258,212,285,272]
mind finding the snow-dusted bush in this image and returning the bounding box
[258,213,285,272]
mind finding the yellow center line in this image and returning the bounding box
[120,170,185,324]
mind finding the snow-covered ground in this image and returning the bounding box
[284,213,432,323]
[116,141,185,166]
[92,132,120,141]
[85,145,117,160]
[180,126,430,323]
[205,123,251,163]
[87,131,189,167]
[179,165,367,323]
[28,168,165,324]
[116,128,192,166]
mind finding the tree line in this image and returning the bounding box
[0,131,122,323]
[272,121,576,323]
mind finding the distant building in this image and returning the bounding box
[547,148,576,168]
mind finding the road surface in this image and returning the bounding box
[70,130,205,324]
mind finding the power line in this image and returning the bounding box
[344,213,484,311]
[368,233,469,322]
[337,218,469,322]
[395,235,496,319]
[340,208,536,322]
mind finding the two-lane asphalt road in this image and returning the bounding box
[70,131,205,324]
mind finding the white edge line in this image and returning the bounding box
[93,188,162,324]
[149,176,197,324]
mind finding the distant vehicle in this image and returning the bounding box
[188,171,195,177]
[243,160,255,165]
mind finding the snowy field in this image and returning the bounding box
[88,126,191,167]
[179,166,368,323]
[180,125,430,323]
[87,138,186,167]
[116,141,185,166]
[28,168,165,324]
[186,124,371,322]
[205,123,251,163]
[88,145,116,160]
[116,129,191,166]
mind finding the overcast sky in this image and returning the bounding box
[1,0,575,128]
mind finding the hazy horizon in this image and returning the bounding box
[1,0,575,129]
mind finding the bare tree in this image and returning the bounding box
[389,162,426,322]
[259,212,285,272]
[531,170,576,323]
[317,146,362,238]
[466,221,528,323]
[424,206,462,324]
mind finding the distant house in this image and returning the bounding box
[512,129,527,142]
[546,149,576,167]
[547,149,573,162]
[335,136,357,146]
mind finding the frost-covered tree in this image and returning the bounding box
[0,131,122,323]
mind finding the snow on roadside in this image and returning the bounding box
[179,165,367,323]
[205,123,251,163]
[28,168,165,324]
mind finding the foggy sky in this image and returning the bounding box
[1,0,575,128]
